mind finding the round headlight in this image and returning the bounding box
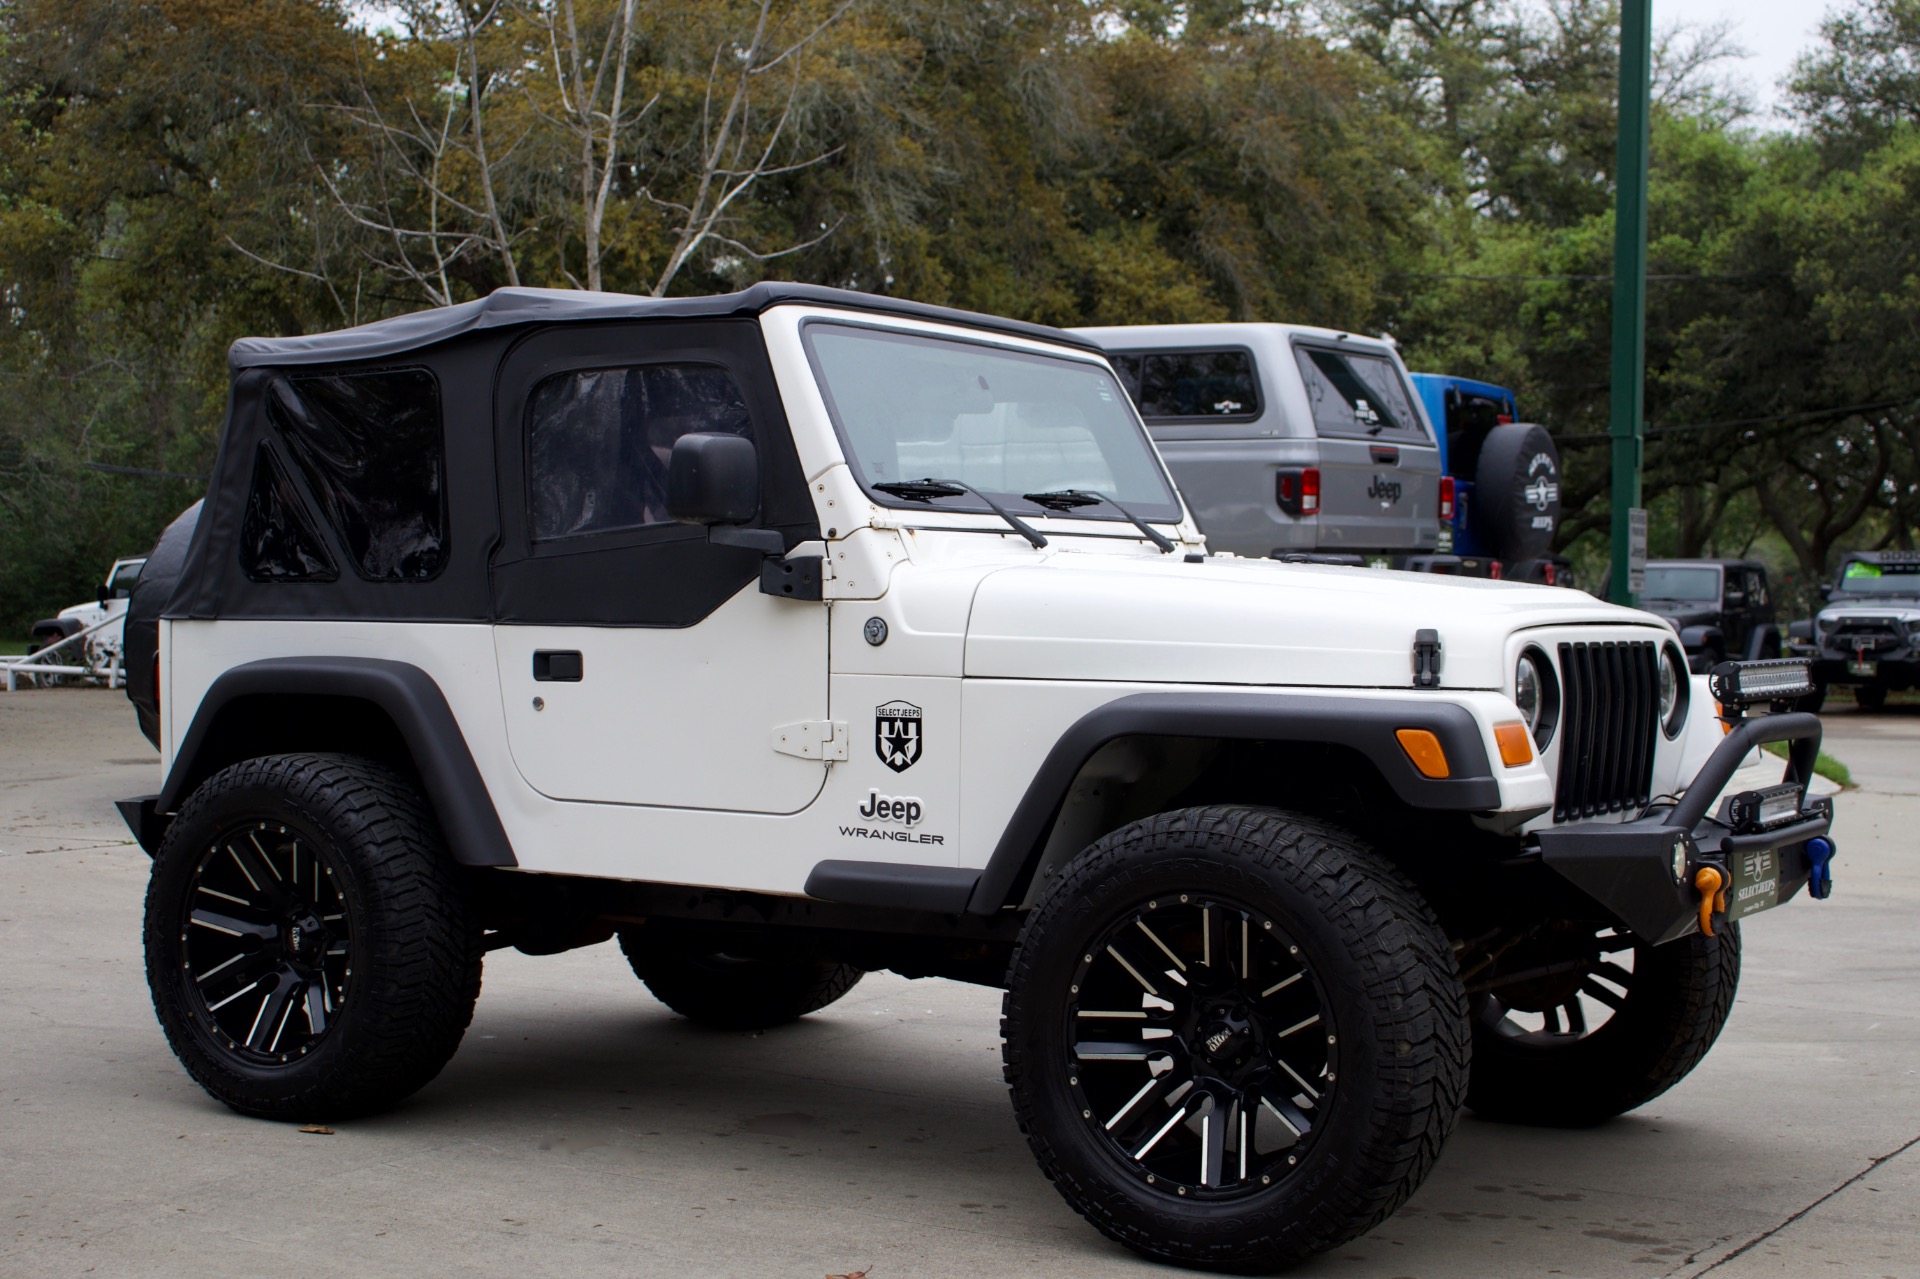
[1659,642,1689,739]
[1515,648,1559,749]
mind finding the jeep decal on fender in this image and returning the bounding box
[876,700,922,772]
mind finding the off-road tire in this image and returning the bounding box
[145,754,481,1121]
[1467,924,1740,1127]
[618,930,864,1030]
[1002,806,1469,1273]
[1854,683,1888,711]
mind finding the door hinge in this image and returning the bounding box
[771,720,848,761]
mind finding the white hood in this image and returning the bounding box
[962,555,1662,689]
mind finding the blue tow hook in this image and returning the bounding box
[1805,837,1836,900]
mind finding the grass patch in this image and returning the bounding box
[0,640,26,657]
[1763,739,1854,788]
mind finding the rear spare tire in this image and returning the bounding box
[1470,422,1560,562]
[125,500,203,747]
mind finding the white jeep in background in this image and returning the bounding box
[119,284,1838,1272]
[23,555,146,677]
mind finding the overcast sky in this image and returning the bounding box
[1653,0,1837,117]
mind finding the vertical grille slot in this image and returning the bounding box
[1554,641,1658,822]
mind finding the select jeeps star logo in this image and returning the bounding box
[875,700,922,773]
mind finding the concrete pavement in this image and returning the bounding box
[2,688,1915,1278]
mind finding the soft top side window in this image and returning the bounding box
[264,366,447,581]
[1108,349,1260,422]
[526,363,753,543]
[1293,345,1427,442]
[239,442,339,583]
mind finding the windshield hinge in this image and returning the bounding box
[772,720,848,761]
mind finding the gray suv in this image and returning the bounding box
[1075,323,1442,562]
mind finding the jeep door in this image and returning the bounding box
[488,321,828,813]
[1290,341,1439,557]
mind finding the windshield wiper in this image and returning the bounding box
[872,478,1048,549]
[1024,489,1176,554]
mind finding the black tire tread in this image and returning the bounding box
[1002,805,1469,1272]
[618,930,864,1030]
[1467,924,1740,1126]
[145,753,480,1121]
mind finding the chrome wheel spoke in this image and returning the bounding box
[184,822,349,1065]
[1068,896,1334,1199]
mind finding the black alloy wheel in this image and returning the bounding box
[1004,806,1468,1272]
[146,754,480,1121]
[1067,896,1333,1197]
[1465,920,1740,1127]
[179,821,351,1064]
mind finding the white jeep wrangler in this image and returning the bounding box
[120,285,1839,1272]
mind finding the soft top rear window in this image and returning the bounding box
[1293,344,1427,442]
[1108,349,1260,422]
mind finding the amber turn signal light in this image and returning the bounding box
[1395,728,1450,779]
[1493,722,1534,767]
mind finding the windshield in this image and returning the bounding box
[1833,560,1920,598]
[804,322,1183,523]
[1641,565,1720,602]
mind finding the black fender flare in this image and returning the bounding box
[963,691,1501,915]
[1745,624,1779,659]
[1678,624,1723,655]
[154,657,516,867]
[29,616,82,642]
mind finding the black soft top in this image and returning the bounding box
[229,282,1097,369]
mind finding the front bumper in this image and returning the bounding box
[1532,711,1834,945]
[1813,652,1916,685]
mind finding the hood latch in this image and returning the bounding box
[1412,628,1444,688]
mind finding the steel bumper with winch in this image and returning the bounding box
[1530,659,1838,947]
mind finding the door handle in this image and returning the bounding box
[533,650,583,682]
[1370,445,1400,465]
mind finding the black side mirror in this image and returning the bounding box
[96,584,110,606]
[667,433,759,526]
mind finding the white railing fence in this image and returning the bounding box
[0,614,126,691]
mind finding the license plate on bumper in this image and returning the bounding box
[1729,847,1782,919]
[1848,659,1878,677]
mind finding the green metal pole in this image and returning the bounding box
[1609,0,1653,606]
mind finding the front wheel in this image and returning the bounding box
[1465,921,1739,1127]
[1002,806,1468,1272]
[144,754,482,1121]
[1855,682,1888,711]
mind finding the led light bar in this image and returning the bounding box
[1708,658,1816,707]
[1725,783,1806,834]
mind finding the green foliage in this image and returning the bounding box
[0,0,1916,635]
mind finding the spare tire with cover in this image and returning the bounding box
[1470,423,1560,562]
[125,501,203,748]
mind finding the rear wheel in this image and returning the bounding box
[1003,806,1468,1272]
[618,928,864,1030]
[1465,921,1739,1127]
[145,754,481,1121]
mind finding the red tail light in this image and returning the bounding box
[1275,468,1320,517]
[1438,475,1455,521]
[1543,562,1557,586]
[1490,561,1504,580]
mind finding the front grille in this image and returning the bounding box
[1554,641,1659,822]
[1829,619,1903,653]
